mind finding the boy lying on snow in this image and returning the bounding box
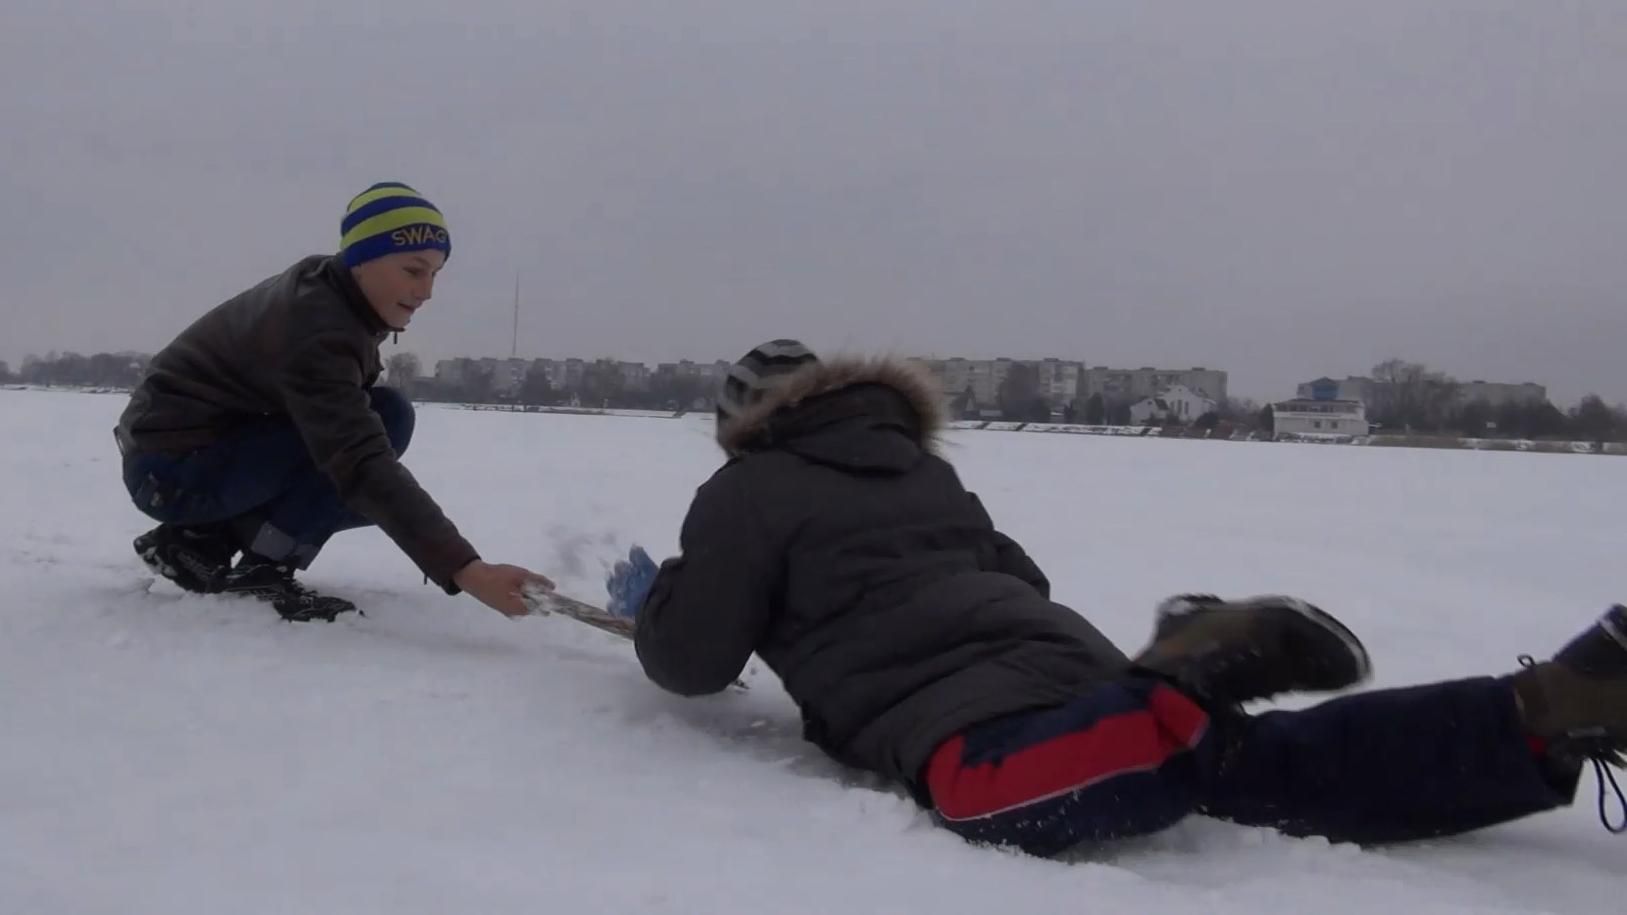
[604,339,1626,857]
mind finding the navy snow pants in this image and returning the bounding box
[925,675,1575,857]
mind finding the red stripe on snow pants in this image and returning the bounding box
[925,679,1209,856]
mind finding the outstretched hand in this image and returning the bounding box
[606,545,658,619]
[456,560,556,617]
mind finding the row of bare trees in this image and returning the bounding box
[1,352,150,388]
[384,353,717,411]
[954,356,1627,441]
[1363,358,1627,440]
[958,362,1271,429]
[9,350,1624,442]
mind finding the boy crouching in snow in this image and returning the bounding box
[115,182,551,621]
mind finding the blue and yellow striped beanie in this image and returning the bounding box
[340,182,451,268]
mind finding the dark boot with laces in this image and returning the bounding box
[1132,593,1373,707]
[134,523,237,593]
[218,553,357,622]
[1511,604,1627,833]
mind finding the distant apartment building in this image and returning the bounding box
[433,357,474,388]
[1083,366,1228,405]
[654,359,731,387]
[1034,358,1085,408]
[424,353,1236,419]
[1296,375,1547,408]
[1457,380,1547,407]
[487,358,527,397]
[920,357,974,406]
[912,357,1085,413]
[616,361,651,391]
[560,358,586,390]
[913,357,1009,409]
[434,356,657,397]
[529,358,564,389]
[432,357,526,395]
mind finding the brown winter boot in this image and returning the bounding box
[1132,594,1373,707]
[1511,605,1627,833]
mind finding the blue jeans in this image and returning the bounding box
[122,387,415,569]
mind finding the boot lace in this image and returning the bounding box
[1519,654,1626,834]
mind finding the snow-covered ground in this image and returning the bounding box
[2,388,1621,914]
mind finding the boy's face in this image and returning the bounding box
[351,250,446,331]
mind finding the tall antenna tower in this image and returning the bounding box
[510,272,520,359]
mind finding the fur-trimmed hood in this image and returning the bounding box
[716,356,947,459]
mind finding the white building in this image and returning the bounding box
[1272,398,1369,437]
[1129,385,1216,425]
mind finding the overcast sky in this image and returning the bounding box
[3,0,1623,403]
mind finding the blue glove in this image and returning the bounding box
[606,545,658,619]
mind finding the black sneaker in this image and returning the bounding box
[1132,593,1372,706]
[218,554,357,622]
[134,523,236,593]
[1513,604,1627,833]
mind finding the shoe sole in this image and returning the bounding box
[135,540,212,594]
[218,581,357,621]
[1599,606,1627,652]
[1156,594,1374,689]
[1553,604,1627,676]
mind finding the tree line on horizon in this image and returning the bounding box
[6,351,1627,443]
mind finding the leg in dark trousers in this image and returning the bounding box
[1199,675,1575,844]
[924,675,1573,857]
[122,387,415,568]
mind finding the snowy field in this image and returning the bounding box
[2,387,1622,915]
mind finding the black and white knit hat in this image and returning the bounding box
[716,339,819,420]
